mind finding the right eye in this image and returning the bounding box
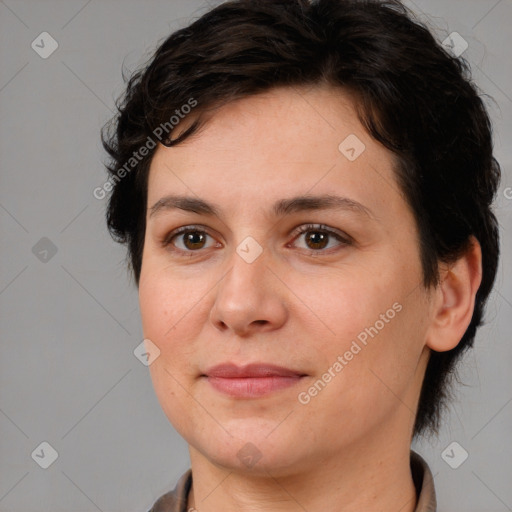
[162,225,221,255]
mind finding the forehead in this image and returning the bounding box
[146,85,403,222]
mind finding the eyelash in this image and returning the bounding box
[161,223,352,257]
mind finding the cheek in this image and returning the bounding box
[138,266,206,343]
[301,269,401,352]
[138,272,207,435]
[138,272,209,409]
[294,266,422,400]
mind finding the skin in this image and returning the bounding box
[138,85,482,511]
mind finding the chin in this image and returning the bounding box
[191,425,307,477]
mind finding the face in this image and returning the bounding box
[139,85,433,476]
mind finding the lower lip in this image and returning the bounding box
[205,375,304,398]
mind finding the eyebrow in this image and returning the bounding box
[148,194,375,220]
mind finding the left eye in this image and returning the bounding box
[290,224,351,252]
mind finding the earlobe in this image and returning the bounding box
[425,236,482,352]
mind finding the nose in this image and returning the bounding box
[209,245,288,337]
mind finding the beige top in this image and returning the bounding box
[147,450,436,512]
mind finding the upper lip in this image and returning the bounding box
[204,363,306,378]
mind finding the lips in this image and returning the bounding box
[203,363,307,398]
[204,362,305,378]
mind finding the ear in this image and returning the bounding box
[425,236,483,352]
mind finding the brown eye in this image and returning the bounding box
[181,231,207,250]
[291,224,351,254]
[304,231,329,250]
[163,226,218,254]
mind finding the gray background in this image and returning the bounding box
[0,1,510,511]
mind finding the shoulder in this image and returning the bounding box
[410,450,437,512]
[147,469,192,512]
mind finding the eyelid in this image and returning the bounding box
[162,224,220,248]
[289,223,353,245]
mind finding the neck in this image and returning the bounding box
[187,430,417,512]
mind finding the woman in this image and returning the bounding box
[101,1,501,510]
